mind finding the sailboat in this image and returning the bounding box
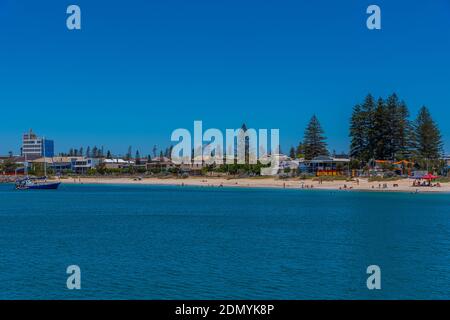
[15,177,61,190]
[15,137,61,190]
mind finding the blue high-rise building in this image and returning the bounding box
[42,138,54,157]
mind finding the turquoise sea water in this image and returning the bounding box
[0,183,449,299]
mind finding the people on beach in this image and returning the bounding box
[53,176,449,192]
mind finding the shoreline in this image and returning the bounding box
[59,177,450,193]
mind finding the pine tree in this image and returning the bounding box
[126,146,132,160]
[349,104,367,161]
[289,146,296,159]
[241,123,250,163]
[373,97,390,160]
[383,93,412,160]
[303,115,329,160]
[361,94,376,162]
[86,146,91,158]
[413,106,443,160]
[393,99,413,160]
[350,93,424,164]
[349,94,376,163]
[106,150,112,159]
[296,142,305,158]
[135,150,141,165]
[383,93,396,159]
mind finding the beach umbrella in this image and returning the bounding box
[422,173,438,180]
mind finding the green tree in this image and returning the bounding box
[413,106,443,160]
[0,158,19,174]
[349,104,366,160]
[361,94,376,162]
[303,115,328,160]
[373,97,390,160]
[395,100,414,160]
[135,150,141,165]
[289,146,296,159]
[349,93,413,163]
[349,94,376,163]
[296,142,305,158]
[385,93,413,160]
[126,146,132,160]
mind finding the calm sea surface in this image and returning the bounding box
[0,183,449,299]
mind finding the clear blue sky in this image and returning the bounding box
[1,0,449,156]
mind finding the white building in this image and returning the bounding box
[22,129,54,158]
[103,158,134,169]
[31,156,101,174]
[260,154,300,176]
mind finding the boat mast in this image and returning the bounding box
[24,152,28,177]
[43,136,47,178]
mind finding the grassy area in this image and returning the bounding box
[312,176,353,181]
[436,177,450,183]
[368,176,404,182]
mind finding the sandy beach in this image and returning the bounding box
[61,176,450,193]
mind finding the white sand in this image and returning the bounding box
[61,177,450,193]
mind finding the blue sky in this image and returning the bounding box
[0,0,449,156]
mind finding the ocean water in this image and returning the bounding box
[0,183,449,299]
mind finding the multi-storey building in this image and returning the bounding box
[22,129,54,158]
